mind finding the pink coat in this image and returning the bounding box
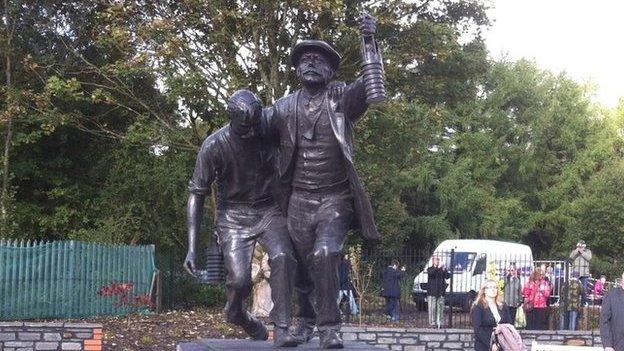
[493,323,527,351]
[594,280,605,298]
[523,279,551,308]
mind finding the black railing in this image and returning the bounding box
[156,245,611,330]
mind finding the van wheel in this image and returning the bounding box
[463,294,475,312]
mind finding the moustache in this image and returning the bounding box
[302,69,321,75]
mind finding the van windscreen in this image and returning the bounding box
[447,252,476,273]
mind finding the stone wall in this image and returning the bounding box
[336,326,602,351]
[0,322,103,351]
[2,322,602,351]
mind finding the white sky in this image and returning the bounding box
[483,0,624,108]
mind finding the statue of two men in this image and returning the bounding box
[185,14,382,349]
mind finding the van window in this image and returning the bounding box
[434,251,476,273]
[473,253,487,275]
[451,252,476,273]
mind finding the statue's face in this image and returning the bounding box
[296,49,335,88]
[230,100,261,139]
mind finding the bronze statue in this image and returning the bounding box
[184,90,298,347]
[184,12,384,350]
[261,13,383,349]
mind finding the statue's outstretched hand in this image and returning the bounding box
[183,251,197,276]
[360,13,377,36]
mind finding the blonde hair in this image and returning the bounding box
[474,279,504,308]
[530,267,543,282]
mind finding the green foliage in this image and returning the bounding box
[566,159,624,276]
[1,0,623,275]
[358,57,623,262]
[188,284,227,308]
[68,143,194,247]
[2,0,493,248]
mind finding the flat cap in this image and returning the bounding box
[290,40,341,71]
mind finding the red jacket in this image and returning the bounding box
[594,280,605,298]
[523,279,551,308]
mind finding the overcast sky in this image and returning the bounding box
[483,0,624,108]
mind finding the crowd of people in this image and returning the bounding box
[248,238,623,349]
[319,239,609,329]
[247,238,612,330]
[494,240,610,331]
[472,270,624,351]
[469,239,624,350]
[516,240,610,331]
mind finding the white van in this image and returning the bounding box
[411,239,533,311]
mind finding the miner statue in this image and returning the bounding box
[261,13,384,349]
[184,90,299,347]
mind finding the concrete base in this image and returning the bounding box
[177,338,385,350]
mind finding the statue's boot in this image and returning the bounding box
[293,321,314,344]
[319,329,343,349]
[274,326,298,347]
[241,315,268,340]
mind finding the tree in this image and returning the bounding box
[2,0,493,250]
[560,101,624,275]
[4,1,622,264]
[1,0,13,231]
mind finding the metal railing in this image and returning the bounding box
[349,248,605,330]
[156,244,607,330]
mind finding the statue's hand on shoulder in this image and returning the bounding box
[328,80,347,100]
[360,13,377,36]
[183,250,197,276]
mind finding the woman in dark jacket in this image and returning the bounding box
[471,279,512,351]
[381,259,406,321]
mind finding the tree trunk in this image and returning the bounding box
[1,0,14,233]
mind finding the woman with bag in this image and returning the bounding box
[471,279,512,351]
[523,268,552,330]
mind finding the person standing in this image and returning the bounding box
[471,279,512,351]
[503,263,523,325]
[426,255,450,328]
[382,259,406,321]
[523,268,551,330]
[570,240,592,305]
[251,248,273,318]
[560,271,582,330]
[337,254,359,315]
[594,274,607,305]
[600,271,624,351]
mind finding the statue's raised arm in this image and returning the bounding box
[337,13,387,122]
[359,13,387,105]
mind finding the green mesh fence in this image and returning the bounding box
[0,240,156,320]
